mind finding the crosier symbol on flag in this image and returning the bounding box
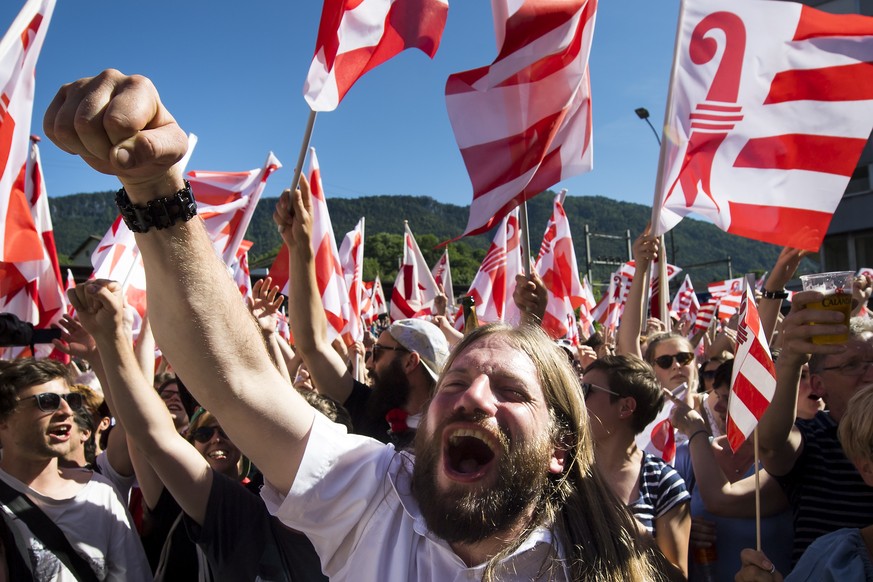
[535,193,584,340]
[305,0,448,111]
[726,287,776,452]
[655,0,873,252]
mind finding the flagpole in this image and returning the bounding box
[519,200,532,277]
[649,1,686,332]
[754,427,762,551]
[649,0,687,250]
[660,237,670,332]
[291,109,318,191]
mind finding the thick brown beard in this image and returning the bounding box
[411,411,553,545]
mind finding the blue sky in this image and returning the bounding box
[1,0,680,209]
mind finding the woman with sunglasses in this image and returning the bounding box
[583,355,692,577]
[617,230,700,398]
[69,279,327,582]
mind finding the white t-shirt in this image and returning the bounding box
[261,413,567,581]
[0,467,151,581]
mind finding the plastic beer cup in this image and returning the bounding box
[799,271,854,344]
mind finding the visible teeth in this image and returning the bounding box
[208,451,227,459]
[448,428,492,445]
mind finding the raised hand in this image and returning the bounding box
[248,276,285,333]
[513,271,547,322]
[43,70,188,198]
[632,227,659,267]
[66,280,130,345]
[433,290,448,317]
[273,174,314,252]
[52,314,97,359]
[779,289,848,367]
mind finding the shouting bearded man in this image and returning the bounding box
[44,70,677,581]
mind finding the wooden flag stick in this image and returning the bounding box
[519,199,532,277]
[660,235,670,332]
[291,109,318,191]
[754,427,763,551]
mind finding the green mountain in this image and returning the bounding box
[49,190,816,288]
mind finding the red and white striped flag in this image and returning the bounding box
[362,276,388,325]
[447,0,597,237]
[91,216,148,328]
[0,0,54,264]
[305,0,448,111]
[390,221,440,321]
[654,0,873,252]
[463,208,523,324]
[578,274,597,335]
[692,298,718,334]
[269,150,350,342]
[431,248,455,309]
[592,270,623,335]
[671,274,699,322]
[727,287,777,451]
[717,291,743,322]
[339,217,366,341]
[188,152,281,266]
[536,189,568,264]
[0,136,66,332]
[636,401,677,464]
[231,240,254,302]
[535,194,584,339]
[708,277,744,299]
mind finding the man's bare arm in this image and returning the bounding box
[44,70,314,494]
[276,178,353,402]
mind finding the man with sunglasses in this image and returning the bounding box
[0,358,150,580]
[757,290,873,565]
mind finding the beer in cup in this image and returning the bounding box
[799,271,854,344]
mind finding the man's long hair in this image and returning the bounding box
[444,324,666,581]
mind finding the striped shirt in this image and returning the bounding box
[629,453,691,534]
[776,411,873,565]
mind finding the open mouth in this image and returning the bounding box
[48,425,71,441]
[443,427,499,481]
[207,450,229,460]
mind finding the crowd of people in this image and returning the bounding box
[0,69,870,581]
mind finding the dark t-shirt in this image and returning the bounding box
[344,380,416,448]
[140,488,198,579]
[777,411,873,564]
[344,380,390,443]
[183,471,326,581]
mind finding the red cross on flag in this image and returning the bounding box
[305,0,448,111]
[0,0,54,264]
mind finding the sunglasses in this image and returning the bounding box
[190,426,228,443]
[653,352,695,369]
[370,344,409,360]
[22,392,84,413]
[581,382,620,400]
